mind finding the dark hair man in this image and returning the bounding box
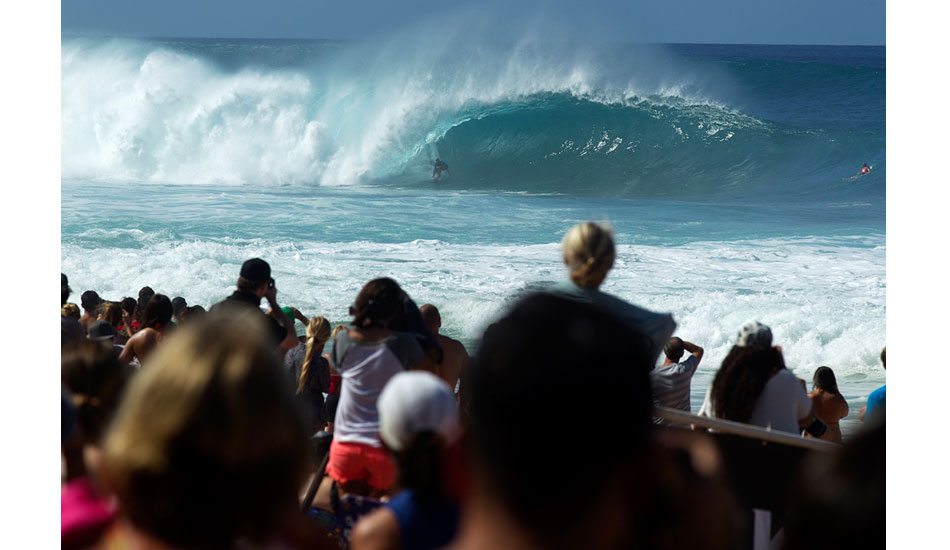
[79,290,103,333]
[458,293,656,549]
[650,336,704,424]
[62,274,85,348]
[171,296,187,323]
[210,258,298,351]
[419,304,469,392]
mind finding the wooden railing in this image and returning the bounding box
[653,406,839,453]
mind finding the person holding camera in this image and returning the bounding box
[211,258,299,351]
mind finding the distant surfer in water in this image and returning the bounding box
[859,162,871,175]
[433,158,450,180]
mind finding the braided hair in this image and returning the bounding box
[297,316,331,395]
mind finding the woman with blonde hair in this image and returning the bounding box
[284,315,333,434]
[98,313,331,549]
[554,221,676,364]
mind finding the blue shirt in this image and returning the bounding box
[866,385,885,424]
[385,489,459,550]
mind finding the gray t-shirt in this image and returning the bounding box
[549,281,676,365]
[651,354,700,418]
[699,368,813,435]
[331,330,423,447]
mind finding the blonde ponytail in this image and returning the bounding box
[297,317,331,395]
[562,222,616,289]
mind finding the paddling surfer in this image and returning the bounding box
[432,158,450,180]
[859,162,870,175]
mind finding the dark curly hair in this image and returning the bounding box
[710,345,785,423]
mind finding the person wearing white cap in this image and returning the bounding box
[698,321,818,435]
[350,371,461,550]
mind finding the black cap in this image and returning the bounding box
[240,258,271,285]
[87,320,116,342]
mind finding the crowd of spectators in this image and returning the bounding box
[61,223,885,550]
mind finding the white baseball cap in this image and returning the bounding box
[378,371,460,452]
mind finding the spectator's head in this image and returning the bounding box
[562,222,615,289]
[664,337,685,362]
[136,287,155,318]
[120,297,137,319]
[142,294,173,329]
[298,316,332,394]
[813,366,840,395]
[87,320,117,345]
[62,339,134,447]
[350,278,403,329]
[101,315,309,549]
[62,303,81,320]
[378,371,460,497]
[880,346,886,369]
[98,301,125,330]
[783,423,885,549]
[711,343,785,423]
[171,297,187,319]
[419,304,441,334]
[468,292,654,549]
[736,321,773,349]
[62,273,72,306]
[177,305,206,325]
[236,258,272,296]
[81,290,102,315]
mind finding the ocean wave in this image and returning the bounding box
[61,37,883,199]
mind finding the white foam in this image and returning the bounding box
[61,36,752,188]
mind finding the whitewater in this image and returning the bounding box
[61,34,885,437]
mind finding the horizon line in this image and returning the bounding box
[59,33,885,48]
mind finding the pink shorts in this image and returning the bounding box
[326,439,395,490]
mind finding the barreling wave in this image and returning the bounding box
[61,35,884,198]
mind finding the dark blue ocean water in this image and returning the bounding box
[61,38,885,435]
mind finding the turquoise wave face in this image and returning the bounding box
[61,37,884,202]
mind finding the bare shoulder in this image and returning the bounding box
[350,506,401,550]
[437,333,468,354]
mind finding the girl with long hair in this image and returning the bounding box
[807,366,849,443]
[699,322,815,435]
[326,278,436,498]
[284,315,333,434]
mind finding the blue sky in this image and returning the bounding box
[61,0,885,45]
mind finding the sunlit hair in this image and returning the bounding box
[813,366,840,395]
[710,345,786,423]
[98,301,129,336]
[298,316,332,394]
[62,339,134,445]
[102,314,309,548]
[62,303,81,320]
[562,222,616,289]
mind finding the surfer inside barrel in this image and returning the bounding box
[859,162,871,175]
[432,158,450,180]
